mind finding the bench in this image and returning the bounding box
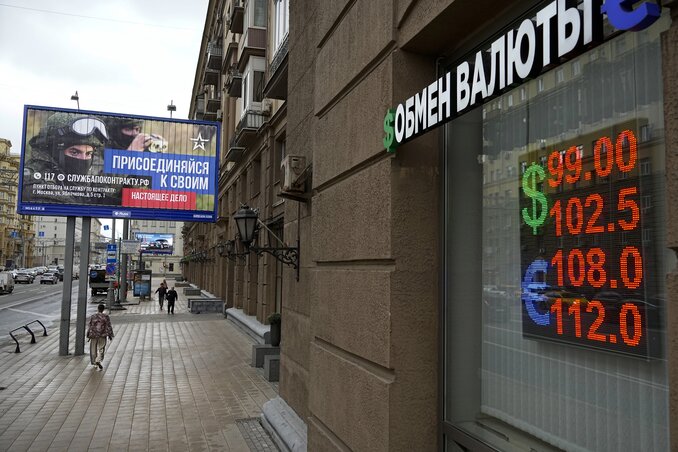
[187,297,224,314]
[183,287,202,296]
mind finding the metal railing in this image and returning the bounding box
[9,320,48,353]
[269,34,288,77]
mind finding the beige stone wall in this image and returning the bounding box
[286,0,441,449]
[662,4,678,451]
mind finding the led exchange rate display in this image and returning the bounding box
[520,128,662,359]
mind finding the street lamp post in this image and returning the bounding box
[70,91,80,110]
[167,100,176,118]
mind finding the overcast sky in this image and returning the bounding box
[0,0,208,153]
[0,0,209,236]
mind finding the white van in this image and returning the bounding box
[0,271,15,294]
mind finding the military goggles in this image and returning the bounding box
[56,117,109,141]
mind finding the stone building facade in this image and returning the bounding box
[0,139,34,269]
[185,1,678,450]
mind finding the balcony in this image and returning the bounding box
[228,0,244,34]
[205,86,221,113]
[203,110,218,121]
[264,34,288,100]
[194,96,206,120]
[207,42,222,70]
[237,27,267,73]
[225,67,242,97]
[226,136,246,163]
[222,40,239,73]
[233,110,267,147]
[204,67,219,86]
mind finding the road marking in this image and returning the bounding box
[7,308,54,318]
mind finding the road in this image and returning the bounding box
[0,279,99,345]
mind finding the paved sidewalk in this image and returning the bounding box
[0,295,280,451]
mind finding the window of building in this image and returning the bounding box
[251,158,261,198]
[274,0,289,51]
[274,133,285,184]
[573,59,581,76]
[444,20,668,452]
[245,0,267,28]
[556,68,565,83]
[242,57,266,113]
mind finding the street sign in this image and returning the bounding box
[121,240,142,255]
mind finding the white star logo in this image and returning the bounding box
[190,132,209,151]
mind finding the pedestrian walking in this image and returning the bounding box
[86,303,114,370]
[166,286,178,315]
[155,282,167,310]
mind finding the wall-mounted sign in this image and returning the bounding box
[135,232,175,255]
[383,0,662,152]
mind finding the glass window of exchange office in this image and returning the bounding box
[443,14,670,452]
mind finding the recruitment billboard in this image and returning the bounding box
[135,232,174,255]
[18,105,220,222]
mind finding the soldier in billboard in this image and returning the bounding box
[23,112,108,203]
[106,117,167,152]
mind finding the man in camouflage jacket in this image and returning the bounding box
[86,303,114,370]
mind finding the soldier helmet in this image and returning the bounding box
[29,112,108,152]
[106,117,144,149]
[28,113,108,175]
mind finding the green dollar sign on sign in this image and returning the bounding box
[383,108,398,153]
[522,163,548,235]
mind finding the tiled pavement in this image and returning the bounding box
[0,294,280,451]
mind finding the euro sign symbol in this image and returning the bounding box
[383,109,398,153]
[522,164,548,235]
[602,0,661,32]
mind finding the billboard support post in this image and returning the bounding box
[120,220,129,303]
[106,221,116,310]
[59,217,76,356]
[75,217,91,356]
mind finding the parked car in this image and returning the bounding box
[40,272,59,284]
[148,239,170,250]
[0,271,14,294]
[15,272,34,284]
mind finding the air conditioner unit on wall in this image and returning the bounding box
[262,99,272,114]
[281,155,306,193]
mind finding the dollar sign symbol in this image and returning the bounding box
[383,109,398,153]
[522,163,548,235]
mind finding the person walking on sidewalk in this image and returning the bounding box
[87,303,114,370]
[155,282,167,311]
[166,286,178,315]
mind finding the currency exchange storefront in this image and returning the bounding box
[429,2,672,451]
